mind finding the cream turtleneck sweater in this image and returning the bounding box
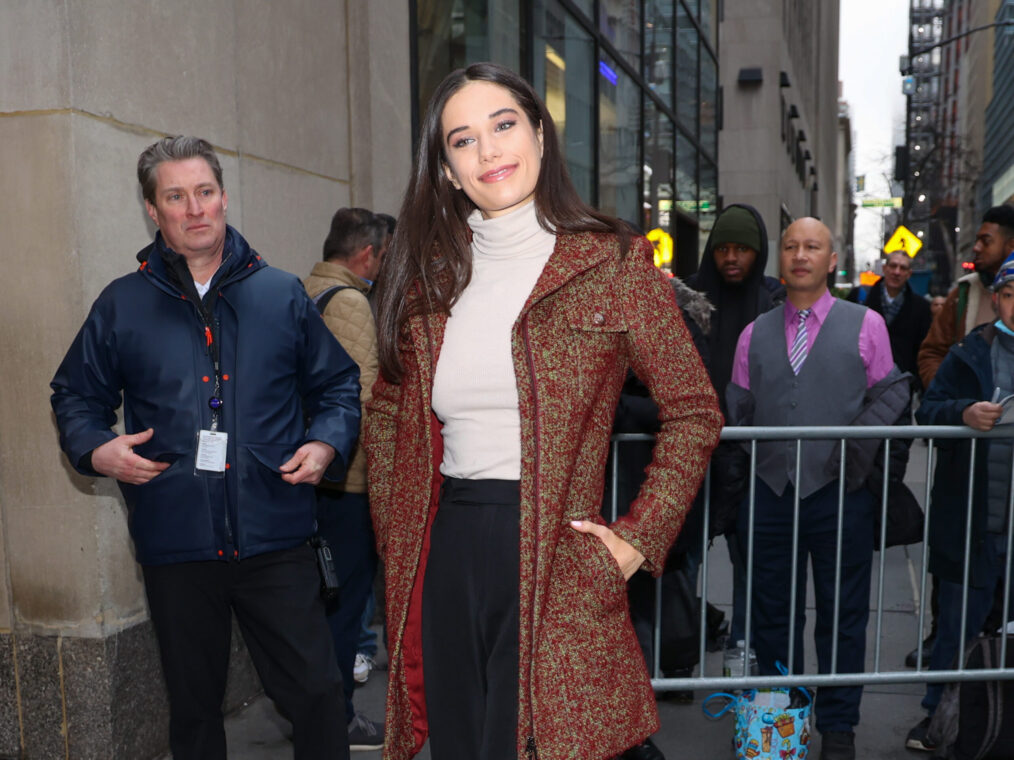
[431,201,556,480]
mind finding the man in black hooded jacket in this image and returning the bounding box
[685,203,784,647]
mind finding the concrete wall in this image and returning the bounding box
[0,1,411,756]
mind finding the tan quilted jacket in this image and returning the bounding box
[304,260,378,492]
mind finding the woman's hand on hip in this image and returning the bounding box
[570,520,645,580]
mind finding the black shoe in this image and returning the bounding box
[820,731,855,760]
[905,636,936,668]
[620,737,666,760]
[905,717,937,752]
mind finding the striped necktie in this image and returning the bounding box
[789,308,812,375]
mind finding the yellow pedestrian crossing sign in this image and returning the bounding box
[884,224,922,258]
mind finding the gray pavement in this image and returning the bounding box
[220,441,938,758]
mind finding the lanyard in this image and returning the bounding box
[204,320,224,431]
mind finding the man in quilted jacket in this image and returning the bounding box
[304,207,388,751]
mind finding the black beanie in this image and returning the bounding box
[710,207,762,252]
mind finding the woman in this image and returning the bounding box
[364,62,722,760]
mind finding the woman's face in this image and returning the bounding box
[440,80,543,219]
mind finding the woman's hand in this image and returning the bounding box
[570,520,645,580]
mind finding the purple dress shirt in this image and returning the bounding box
[731,290,894,390]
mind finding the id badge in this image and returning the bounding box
[195,429,228,477]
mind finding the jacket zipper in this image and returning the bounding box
[193,296,236,553]
[522,315,540,760]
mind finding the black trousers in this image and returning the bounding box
[142,544,348,760]
[315,488,378,723]
[421,478,521,760]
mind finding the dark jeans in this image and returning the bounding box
[315,488,379,723]
[142,544,347,760]
[924,533,1014,713]
[738,480,874,734]
[421,478,520,760]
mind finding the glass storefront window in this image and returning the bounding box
[675,128,697,204]
[644,0,674,108]
[699,158,717,257]
[676,1,699,134]
[569,0,593,19]
[643,99,676,271]
[599,0,641,72]
[532,1,595,205]
[415,0,520,116]
[700,51,717,159]
[599,54,641,224]
[700,0,718,51]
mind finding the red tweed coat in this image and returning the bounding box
[363,232,722,760]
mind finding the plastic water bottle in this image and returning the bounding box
[723,640,758,678]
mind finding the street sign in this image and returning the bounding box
[884,224,923,258]
[861,198,903,208]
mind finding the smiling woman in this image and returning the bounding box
[440,81,543,219]
[363,62,722,760]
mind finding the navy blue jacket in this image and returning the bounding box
[917,323,1004,587]
[51,226,361,565]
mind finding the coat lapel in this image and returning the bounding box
[520,231,620,318]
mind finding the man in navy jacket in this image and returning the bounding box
[51,136,361,760]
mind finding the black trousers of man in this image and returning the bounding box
[143,544,348,760]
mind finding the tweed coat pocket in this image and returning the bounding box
[582,532,629,609]
[533,529,658,758]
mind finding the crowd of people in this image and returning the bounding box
[48,61,1014,760]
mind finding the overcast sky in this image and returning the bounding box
[839,1,909,272]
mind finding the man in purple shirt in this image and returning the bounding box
[726,218,907,760]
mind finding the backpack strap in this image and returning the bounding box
[312,285,354,315]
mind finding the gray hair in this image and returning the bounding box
[137,136,223,203]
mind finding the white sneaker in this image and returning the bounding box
[353,653,375,684]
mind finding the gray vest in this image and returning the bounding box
[748,299,868,498]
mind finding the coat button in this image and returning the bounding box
[593,312,605,325]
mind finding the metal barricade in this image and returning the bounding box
[607,425,1014,692]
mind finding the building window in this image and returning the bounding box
[598,55,641,224]
[532,2,596,204]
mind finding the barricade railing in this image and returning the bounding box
[607,425,1014,692]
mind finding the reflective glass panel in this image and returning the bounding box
[700,0,718,51]
[700,51,717,159]
[599,0,641,72]
[415,0,520,118]
[676,1,699,134]
[675,127,697,205]
[643,99,676,271]
[699,158,717,258]
[644,0,674,108]
[599,54,641,224]
[532,1,596,204]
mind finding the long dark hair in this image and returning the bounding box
[375,62,630,382]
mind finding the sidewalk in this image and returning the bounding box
[222,442,936,758]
